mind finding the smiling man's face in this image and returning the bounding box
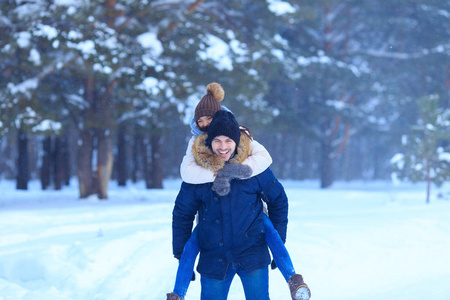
[211,135,236,162]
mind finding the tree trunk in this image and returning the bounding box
[141,136,151,189]
[150,133,163,189]
[300,137,314,180]
[319,138,333,189]
[117,124,127,186]
[97,129,113,199]
[16,129,29,190]
[77,69,96,198]
[276,133,286,178]
[290,133,300,179]
[61,135,71,186]
[77,129,95,198]
[93,0,117,199]
[41,136,52,190]
[53,136,63,190]
[131,130,141,183]
[95,86,114,198]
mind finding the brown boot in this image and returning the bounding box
[288,274,311,300]
[166,293,182,300]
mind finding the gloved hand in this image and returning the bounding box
[217,163,252,179]
[212,176,231,196]
[212,164,252,196]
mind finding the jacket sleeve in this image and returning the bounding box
[243,140,273,177]
[180,136,216,184]
[257,168,288,243]
[172,182,202,259]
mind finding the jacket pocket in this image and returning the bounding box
[198,222,222,250]
[244,218,265,244]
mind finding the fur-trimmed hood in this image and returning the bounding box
[192,132,253,173]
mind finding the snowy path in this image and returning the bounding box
[0,180,449,299]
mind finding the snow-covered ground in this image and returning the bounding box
[0,178,449,300]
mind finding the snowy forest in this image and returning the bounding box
[1,0,449,199]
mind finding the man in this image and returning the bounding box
[171,110,306,300]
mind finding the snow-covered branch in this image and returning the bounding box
[357,43,450,60]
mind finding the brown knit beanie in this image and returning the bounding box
[194,82,225,126]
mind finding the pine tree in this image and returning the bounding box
[391,95,450,203]
[265,0,376,187]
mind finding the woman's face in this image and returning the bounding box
[197,116,213,130]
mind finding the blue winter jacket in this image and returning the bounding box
[172,167,288,280]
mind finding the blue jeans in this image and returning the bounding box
[173,226,200,298]
[172,215,295,298]
[263,214,296,282]
[201,264,269,300]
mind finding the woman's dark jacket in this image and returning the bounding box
[172,133,288,280]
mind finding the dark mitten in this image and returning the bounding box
[217,163,252,179]
[212,176,231,196]
[271,259,277,270]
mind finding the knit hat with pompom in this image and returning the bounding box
[194,82,224,126]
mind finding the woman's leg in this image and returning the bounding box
[263,214,296,282]
[172,226,200,298]
[264,215,311,300]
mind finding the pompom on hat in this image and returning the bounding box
[194,82,224,126]
[206,110,241,149]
